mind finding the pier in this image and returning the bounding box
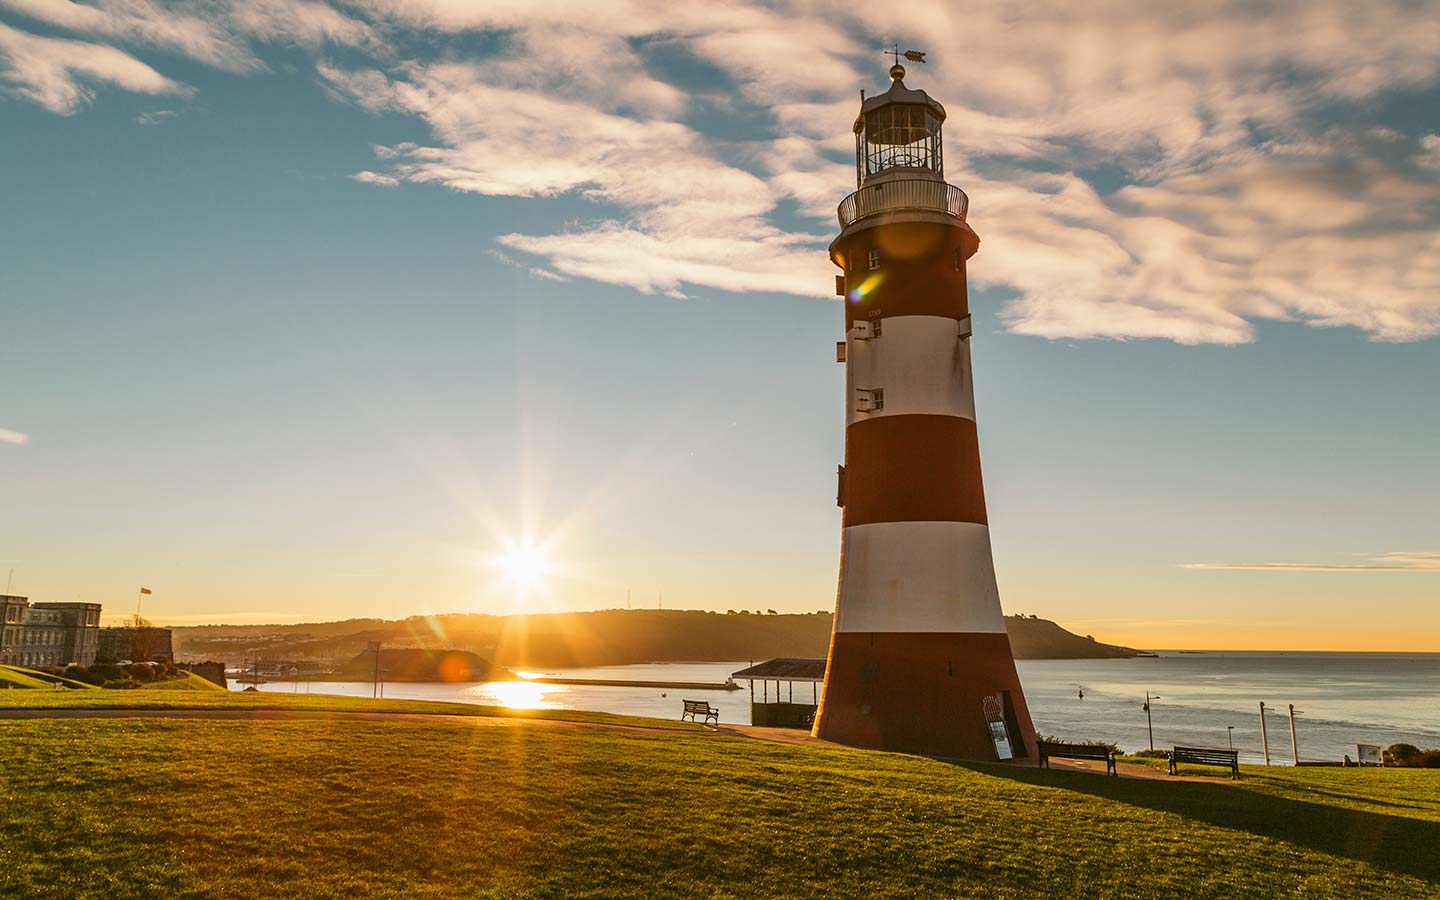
[526,676,741,691]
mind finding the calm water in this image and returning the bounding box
[239,652,1440,764]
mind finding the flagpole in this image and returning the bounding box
[136,587,143,618]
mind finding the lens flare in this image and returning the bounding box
[847,272,884,303]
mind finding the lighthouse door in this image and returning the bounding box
[982,695,1014,760]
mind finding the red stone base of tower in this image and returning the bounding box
[813,632,1038,760]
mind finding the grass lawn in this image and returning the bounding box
[0,665,101,690]
[0,714,1436,899]
[0,666,53,689]
[139,672,238,692]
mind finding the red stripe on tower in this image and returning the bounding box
[813,61,1037,761]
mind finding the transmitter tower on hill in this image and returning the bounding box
[814,61,1038,760]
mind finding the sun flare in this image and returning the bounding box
[497,541,553,593]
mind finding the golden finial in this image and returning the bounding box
[884,44,927,81]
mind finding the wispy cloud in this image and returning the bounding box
[5,0,1440,343]
[0,0,377,70]
[324,1,1440,342]
[319,60,830,298]
[0,428,29,445]
[0,0,258,72]
[349,169,398,187]
[133,107,176,125]
[0,20,189,113]
[1184,552,1440,573]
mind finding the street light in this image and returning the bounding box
[1259,702,1271,765]
[367,641,382,699]
[1289,704,1303,765]
[1227,725,1235,749]
[1143,692,1160,751]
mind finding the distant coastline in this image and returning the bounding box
[174,609,1150,673]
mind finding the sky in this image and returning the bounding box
[1,1,1438,650]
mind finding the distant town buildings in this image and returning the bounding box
[0,595,102,667]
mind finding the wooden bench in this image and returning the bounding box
[1169,746,1240,779]
[681,699,719,726]
[1037,740,1117,776]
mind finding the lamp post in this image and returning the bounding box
[1143,692,1160,751]
[367,641,382,699]
[1259,702,1271,765]
[1289,703,1303,765]
[1227,725,1235,750]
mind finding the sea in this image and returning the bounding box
[236,651,1440,764]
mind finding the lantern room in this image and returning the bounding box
[854,64,946,186]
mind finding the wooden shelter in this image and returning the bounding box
[731,658,826,728]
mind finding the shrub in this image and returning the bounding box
[127,663,155,683]
[1131,749,1170,759]
[1384,743,1440,767]
[1388,743,1422,765]
[1038,734,1122,755]
[75,669,106,686]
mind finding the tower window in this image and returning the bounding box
[868,249,880,270]
[953,249,962,271]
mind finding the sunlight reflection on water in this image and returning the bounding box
[463,680,565,710]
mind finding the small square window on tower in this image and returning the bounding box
[856,388,885,413]
[868,249,881,270]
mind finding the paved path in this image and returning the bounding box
[715,723,840,747]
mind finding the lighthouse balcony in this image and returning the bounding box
[837,178,968,228]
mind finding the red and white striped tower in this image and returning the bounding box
[813,61,1038,760]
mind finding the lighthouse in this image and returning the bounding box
[813,60,1038,761]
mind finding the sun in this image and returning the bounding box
[498,541,553,593]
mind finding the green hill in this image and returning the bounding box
[332,648,510,682]
[0,700,1435,898]
[173,609,1144,667]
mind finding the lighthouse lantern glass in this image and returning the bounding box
[858,103,943,181]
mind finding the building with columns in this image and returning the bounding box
[0,595,103,668]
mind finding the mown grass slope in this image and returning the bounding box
[0,688,703,730]
[138,672,234,692]
[0,713,1436,899]
[0,665,52,689]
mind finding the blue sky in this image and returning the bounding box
[2,1,1438,649]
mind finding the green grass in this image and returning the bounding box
[0,714,1436,899]
[138,672,231,692]
[0,664,101,690]
[0,687,704,731]
[0,665,53,689]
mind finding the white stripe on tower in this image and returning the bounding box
[835,521,1005,634]
[845,315,975,425]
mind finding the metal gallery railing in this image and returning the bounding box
[837,179,968,228]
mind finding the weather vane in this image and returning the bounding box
[886,44,927,66]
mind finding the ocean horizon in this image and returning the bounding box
[239,649,1440,764]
